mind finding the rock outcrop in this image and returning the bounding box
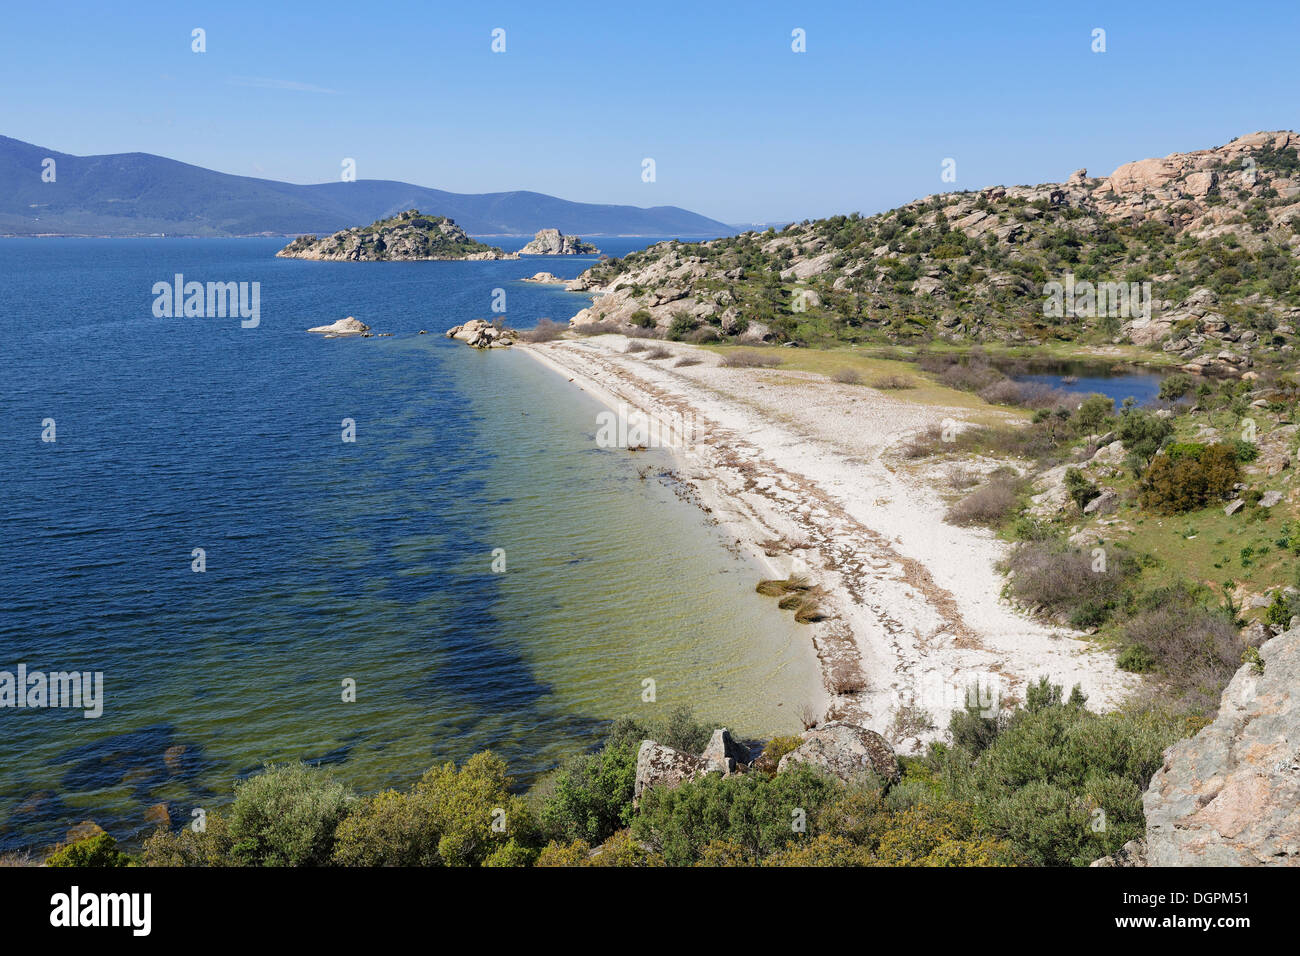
[633,722,901,804]
[701,728,750,774]
[307,316,370,336]
[445,319,516,349]
[1143,625,1300,866]
[279,210,517,261]
[517,228,599,256]
[776,721,901,784]
[522,272,566,283]
[634,741,710,804]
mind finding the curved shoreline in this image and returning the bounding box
[517,336,1136,748]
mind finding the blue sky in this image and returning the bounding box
[2,0,1297,223]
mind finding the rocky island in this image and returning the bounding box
[277,209,518,261]
[517,228,599,256]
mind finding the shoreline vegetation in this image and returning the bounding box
[19,691,1183,868]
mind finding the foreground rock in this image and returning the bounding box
[445,319,516,348]
[307,316,370,337]
[517,228,599,256]
[278,209,517,261]
[701,728,750,774]
[1090,840,1148,867]
[1143,625,1300,865]
[777,721,901,783]
[634,741,710,804]
[633,723,901,804]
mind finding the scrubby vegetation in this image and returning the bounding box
[42,686,1180,868]
[903,362,1296,723]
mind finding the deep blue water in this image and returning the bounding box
[0,238,818,852]
[1013,365,1167,406]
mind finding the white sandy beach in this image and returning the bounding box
[521,336,1136,748]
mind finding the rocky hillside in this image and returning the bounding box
[518,228,599,255]
[277,209,517,261]
[564,131,1300,373]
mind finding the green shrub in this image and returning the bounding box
[938,684,1180,865]
[1064,468,1100,510]
[46,829,135,868]
[1232,438,1260,462]
[667,313,699,341]
[1117,643,1156,673]
[142,813,235,867]
[332,752,533,867]
[1117,409,1174,473]
[1265,590,1296,628]
[540,741,639,844]
[1158,374,1193,401]
[1139,443,1239,513]
[633,762,839,866]
[228,762,354,867]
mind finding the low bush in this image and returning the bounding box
[332,752,536,867]
[517,318,566,342]
[1120,590,1246,711]
[720,349,783,368]
[936,680,1182,866]
[872,374,914,389]
[1138,443,1239,513]
[1064,467,1100,510]
[1004,543,1133,624]
[946,476,1024,527]
[46,828,135,868]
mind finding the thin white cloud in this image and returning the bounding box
[226,76,338,94]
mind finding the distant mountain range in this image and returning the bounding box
[0,135,733,238]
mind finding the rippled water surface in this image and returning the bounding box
[0,238,820,850]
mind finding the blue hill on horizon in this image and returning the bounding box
[0,135,734,238]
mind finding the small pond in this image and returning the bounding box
[1007,360,1168,406]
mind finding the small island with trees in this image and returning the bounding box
[277,209,518,261]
